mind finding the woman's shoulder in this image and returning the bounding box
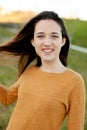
[67,68,84,83]
[22,65,38,75]
[17,66,38,81]
[64,68,85,93]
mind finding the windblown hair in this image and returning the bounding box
[0,11,70,76]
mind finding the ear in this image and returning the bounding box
[61,38,66,47]
[31,39,35,47]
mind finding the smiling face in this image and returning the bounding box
[31,19,66,64]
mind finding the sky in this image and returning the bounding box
[0,0,87,21]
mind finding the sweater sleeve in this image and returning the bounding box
[0,80,20,105]
[68,76,85,130]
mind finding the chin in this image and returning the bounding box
[42,57,55,62]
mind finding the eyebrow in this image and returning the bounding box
[51,32,60,35]
[35,32,44,35]
[35,32,60,35]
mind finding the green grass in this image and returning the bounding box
[0,26,14,43]
[0,21,87,130]
[64,19,87,48]
[0,27,13,37]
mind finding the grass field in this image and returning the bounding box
[64,19,87,48]
[0,20,87,130]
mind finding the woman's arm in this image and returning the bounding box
[68,76,85,130]
[0,81,20,105]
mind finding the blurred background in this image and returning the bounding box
[0,0,87,130]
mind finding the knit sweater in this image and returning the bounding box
[0,66,85,130]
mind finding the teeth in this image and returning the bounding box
[43,49,52,52]
[42,48,53,52]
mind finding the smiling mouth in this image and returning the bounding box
[42,48,54,54]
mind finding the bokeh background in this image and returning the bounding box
[0,0,87,129]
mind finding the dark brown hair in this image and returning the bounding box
[0,11,70,76]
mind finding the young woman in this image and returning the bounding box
[0,11,85,130]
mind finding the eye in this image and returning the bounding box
[52,35,59,38]
[37,35,44,38]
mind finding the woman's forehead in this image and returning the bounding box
[34,19,61,33]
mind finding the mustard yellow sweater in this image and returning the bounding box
[0,66,85,130]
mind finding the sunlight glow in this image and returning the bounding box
[0,0,87,20]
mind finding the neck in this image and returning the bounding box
[40,59,67,73]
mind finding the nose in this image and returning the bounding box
[44,37,51,46]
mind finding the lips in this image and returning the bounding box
[41,48,54,54]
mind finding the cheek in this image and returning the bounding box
[34,38,41,44]
[55,43,62,54]
[34,44,41,55]
[56,42,62,49]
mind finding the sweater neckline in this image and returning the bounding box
[35,66,71,75]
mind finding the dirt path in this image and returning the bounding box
[70,44,87,53]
